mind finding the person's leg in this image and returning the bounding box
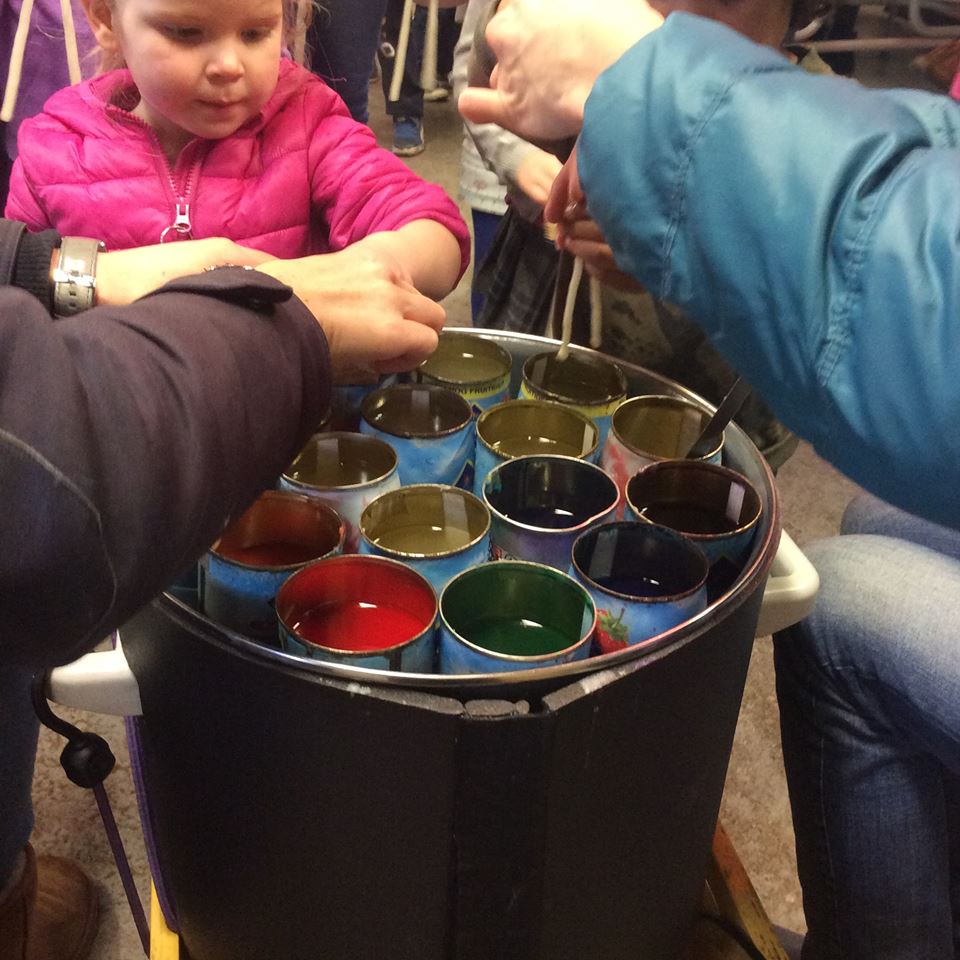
[378,0,426,155]
[841,492,960,562]
[475,207,562,335]
[0,667,40,890]
[422,8,461,101]
[946,775,960,951]
[470,209,502,324]
[307,0,389,124]
[436,7,461,78]
[0,670,99,959]
[774,532,960,960]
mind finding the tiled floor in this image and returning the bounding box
[28,11,943,957]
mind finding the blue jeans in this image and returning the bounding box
[307,0,389,123]
[470,209,502,323]
[378,0,425,120]
[377,2,458,120]
[0,667,40,887]
[774,493,960,959]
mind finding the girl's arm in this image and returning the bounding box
[350,220,463,301]
[5,155,53,231]
[305,88,470,290]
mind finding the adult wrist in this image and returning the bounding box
[51,236,105,317]
[12,227,60,313]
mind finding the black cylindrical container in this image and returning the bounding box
[120,332,780,960]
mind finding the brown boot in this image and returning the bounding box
[0,845,99,960]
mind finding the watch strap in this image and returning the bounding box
[53,236,104,317]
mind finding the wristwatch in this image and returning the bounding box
[52,236,105,317]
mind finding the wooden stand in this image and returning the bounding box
[681,822,790,959]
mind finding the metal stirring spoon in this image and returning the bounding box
[685,377,753,459]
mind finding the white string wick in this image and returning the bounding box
[1,0,36,122]
[60,0,80,85]
[421,0,439,91]
[588,273,603,349]
[388,0,416,103]
[556,256,584,361]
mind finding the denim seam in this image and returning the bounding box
[829,661,960,756]
[815,698,846,957]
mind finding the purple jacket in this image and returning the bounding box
[0,0,93,158]
[6,59,470,271]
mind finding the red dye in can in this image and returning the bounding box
[292,601,427,651]
[221,540,323,568]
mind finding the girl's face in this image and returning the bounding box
[94,0,283,159]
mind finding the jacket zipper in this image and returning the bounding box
[159,150,203,244]
[105,103,206,243]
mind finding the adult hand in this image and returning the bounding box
[545,147,585,225]
[546,151,645,292]
[561,219,646,293]
[458,0,662,141]
[513,148,563,207]
[96,238,270,306]
[256,246,445,383]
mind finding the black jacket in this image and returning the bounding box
[0,221,330,665]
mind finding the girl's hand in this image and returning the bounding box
[96,238,270,306]
[346,223,463,301]
[514,149,563,207]
[256,248,445,383]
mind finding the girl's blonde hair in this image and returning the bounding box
[94,0,317,73]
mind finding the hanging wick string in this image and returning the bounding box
[421,0,439,91]
[3,0,83,123]
[60,0,81,84]
[1,0,36,122]
[388,0,416,102]
[555,259,604,359]
[556,256,584,361]
[389,0,440,102]
[588,274,603,349]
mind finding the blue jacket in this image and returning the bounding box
[579,14,960,527]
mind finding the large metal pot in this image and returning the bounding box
[50,331,818,960]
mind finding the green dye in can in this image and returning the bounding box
[465,616,575,658]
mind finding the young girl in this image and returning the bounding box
[4,0,469,300]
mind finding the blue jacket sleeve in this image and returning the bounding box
[579,13,960,527]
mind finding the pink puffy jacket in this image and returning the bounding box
[6,59,470,272]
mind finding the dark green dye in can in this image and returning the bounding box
[466,617,575,657]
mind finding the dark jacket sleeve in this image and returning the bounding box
[0,266,331,667]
